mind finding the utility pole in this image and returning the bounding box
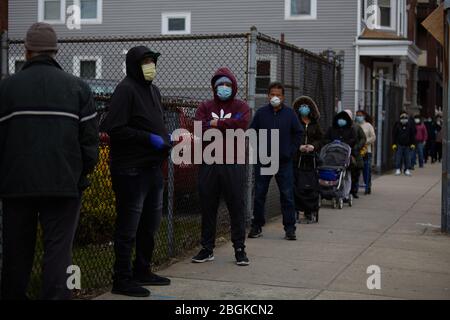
[443,1,450,233]
[0,0,8,79]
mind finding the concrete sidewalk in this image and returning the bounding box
[97,163,450,300]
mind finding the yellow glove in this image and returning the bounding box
[360,146,367,156]
[392,144,397,151]
[410,144,416,150]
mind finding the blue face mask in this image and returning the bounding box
[337,119,347,127]
[355,115,365,124]
[299,105,311,117]
[216,85,232,101]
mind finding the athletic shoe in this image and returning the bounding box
[111,279,150,297]
[405,169,412,176]
[285,230,297,241]
[395,169,401,176]
[235,248,250,266]
[192,248,214,263]
[248,226,262,238]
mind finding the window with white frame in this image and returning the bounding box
[285,0,317,20]
[38,0,66,24]
[9,56,26,74]
[73,56,102,79]
[74,0,103,24]
[256,55,277,95]
[162,12,191,35]
[363,0,396,30]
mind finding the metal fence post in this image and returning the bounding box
[443,0,450,233]
[376,71,384,174]
[246,26,257,225]
[167,159,175,257]
[0,31,8,80]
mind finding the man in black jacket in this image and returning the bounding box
[0,23,99,300]
[101,46,171,298]
[392,111,416,176]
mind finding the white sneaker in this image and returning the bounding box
[395,169,401,176]
[405,169,412,176]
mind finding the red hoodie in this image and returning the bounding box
[195,67,251,164]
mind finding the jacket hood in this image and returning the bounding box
[333,111,353,128]
[211,67,238,101]
[292,95,320,121]
[126,46,161,84]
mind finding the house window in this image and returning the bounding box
[285,0,317,20]
[73,56,102,79]
[364,0,395,30]
[74,0,103,24]
[38,0,66,24]
[256,55,277,95]
[9,56,26,74]
[162,12,191,35]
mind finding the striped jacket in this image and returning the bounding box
[0,55,99,198]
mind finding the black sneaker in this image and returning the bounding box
[133,272,171,286]
[235,248,250,266]
[111,279,150,297]
[352,193,359,199]
[285,230,297,240]
[248,226,262,238]
[192,248,214,263]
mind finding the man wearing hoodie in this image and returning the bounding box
[392,111,416,176]
[248,82,303,241]
[101,46,172,297]
[191,67,251,266]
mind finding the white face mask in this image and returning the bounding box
[414,119,420,124]
[270,96,281,108]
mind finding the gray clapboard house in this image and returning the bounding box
[8,1,421,111]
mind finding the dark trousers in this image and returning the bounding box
[198,164,246,251]
[252,162,296,232]
[424,141,436,163]
[1,197,81,300]
[111,166,163,280]
[395,145,411,170]
[362,153,372,192]
[351,166,361,195]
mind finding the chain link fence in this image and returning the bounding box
[2,29,340,298]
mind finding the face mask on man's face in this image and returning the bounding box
[400,119,408,125]
[142,63,156,81]
[337,119,347,127]
[270,96,281,108]
[216,85,232,101]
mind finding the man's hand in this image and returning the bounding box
[410,144,416,150]
[306,144,315,153]
[210,119,219,127]
[300,145,308,152]
[392,144,397,151]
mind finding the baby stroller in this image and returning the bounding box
[318,140,353,209]
[295,153,320,223]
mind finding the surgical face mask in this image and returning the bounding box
[216,85,232,101]
[299,105,310,117]
[337,119,347,127]
[400,119,408,125]
[355,115,365,124]
[414,118,420,124]
[142,63,156,81]
[270,96,281,108]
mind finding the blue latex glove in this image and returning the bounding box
[149,133,166,150]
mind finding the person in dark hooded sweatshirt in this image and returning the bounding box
[192,67,251,266]
[101,46,172,297]
[392,111,416,176]
[324,110,357,149]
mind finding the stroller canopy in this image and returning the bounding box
[319,141,352,168]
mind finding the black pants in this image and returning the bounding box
[111,166,163,281]
[198,164,246,251]
[351,167,361,195]
[1,197,81,300]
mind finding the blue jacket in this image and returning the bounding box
[250,103,303,164]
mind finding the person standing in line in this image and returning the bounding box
[248,82,303,241]
[355,110,376,195]
[101,46,172,298]
[411,115,428,169]
[191,67,251,266]
[392,111,416,176]
[0,23,99,300]
[435,114,443,163]
[424,115,437,163]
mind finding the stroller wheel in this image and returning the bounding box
[332,198,338,209]
[349,194,353,207]
[338,198,344,209]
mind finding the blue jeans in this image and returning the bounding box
[363,153,372,192]
[111,166,164,280]
[395,146,411,171]
[411,142,425,168]
[252,162,296,232]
